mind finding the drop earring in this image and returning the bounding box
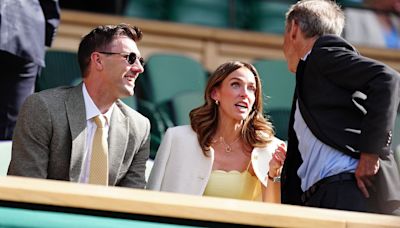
[215,100,219,106]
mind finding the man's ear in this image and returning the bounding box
[289,20,299,40]
[91,52,103,70]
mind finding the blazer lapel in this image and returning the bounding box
[108,103,129,185]
[198,146,214,194]
[65,84,87,182]
[187,126,213,194]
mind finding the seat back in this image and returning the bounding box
[168,0,230,28]
[36,50,82,91]
[138,53,207,105]
[246,1,291,34]
[253,59,295,140]
[253,59,295,110]
[267,109,292,141]
[170,91,204,126]
[123,0,166,20]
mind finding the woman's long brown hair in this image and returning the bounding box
[190,61,274,156]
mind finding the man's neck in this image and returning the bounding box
[83,80,115,114]
[298,36,318,60]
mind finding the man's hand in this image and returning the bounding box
[355,152,380,198]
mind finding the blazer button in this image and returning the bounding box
[387,131,392,146]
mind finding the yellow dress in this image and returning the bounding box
[203,162,261,201]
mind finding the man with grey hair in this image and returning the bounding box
[281,0,400,214]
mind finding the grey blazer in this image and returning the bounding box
[8,84,151,188]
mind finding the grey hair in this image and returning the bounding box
[285,0,345,38]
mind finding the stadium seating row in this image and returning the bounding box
[123,0,295,35]
[122,0,363,35]
[61,0,363,35]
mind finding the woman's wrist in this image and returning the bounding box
[267,171,281,183]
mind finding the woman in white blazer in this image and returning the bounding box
[147,61,286,203]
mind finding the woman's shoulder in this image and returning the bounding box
[162,125,203,154]
[165,125,197,141]
[253,137,285,155]
[166,125,195,135]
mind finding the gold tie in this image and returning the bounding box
[89,115,109,185]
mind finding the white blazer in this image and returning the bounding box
[147,125,284,195]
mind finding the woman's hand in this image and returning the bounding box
[268,143,287,178]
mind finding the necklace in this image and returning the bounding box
[217,136,240,153]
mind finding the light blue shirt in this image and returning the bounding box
[384,26,400,49]
[293,101,358,191]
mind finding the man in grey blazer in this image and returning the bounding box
[0,0,60,140]
[8,24,151,188]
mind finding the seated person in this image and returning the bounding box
[345,0,400,49]
[8,24,150,188]
[147,61,286,203]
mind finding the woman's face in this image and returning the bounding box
[212,67,257,123]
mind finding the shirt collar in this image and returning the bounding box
[82,83,114,124]
[301,50,312,61]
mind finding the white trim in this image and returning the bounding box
[345,145,360,153]
[344,128,361,134]
[351,91,367,115]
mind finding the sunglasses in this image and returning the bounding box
[99,52,145,66]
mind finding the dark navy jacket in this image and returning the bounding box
[281,35,400,214]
